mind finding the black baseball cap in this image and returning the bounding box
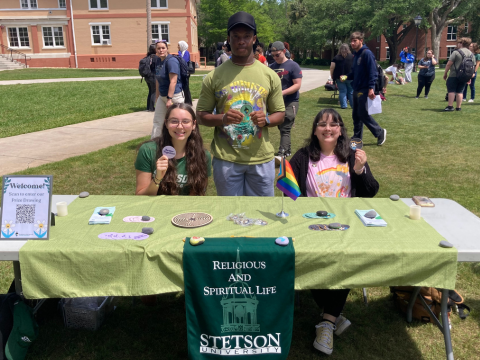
[227,12,256,34]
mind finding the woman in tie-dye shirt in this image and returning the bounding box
[290,108,379,356]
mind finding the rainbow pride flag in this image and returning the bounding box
[276,157,301,200]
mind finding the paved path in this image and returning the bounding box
[0,74,209,86]
[0,69,328,175]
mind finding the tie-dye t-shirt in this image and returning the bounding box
[306,154,351,198]
[197,60,285,165]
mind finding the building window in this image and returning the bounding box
[21,0,37,9]
[151,0,168,8]
[376,47,379,60]
[90,24,111,45]
[89,0,108,10]
[447,46,456,57]
[376,36,380,42]
[8,27,29,48]
[386,48,390,60]
[59,0,66,8]
[464,22,468,34]
[43,26,64,47]
[152,23,169,43]
[447,26,457,41]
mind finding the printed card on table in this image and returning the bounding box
[1,175,53,240]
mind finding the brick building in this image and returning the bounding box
[366,23,471,62]
[0,0,199,68]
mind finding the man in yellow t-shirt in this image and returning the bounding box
[197,11,285,196]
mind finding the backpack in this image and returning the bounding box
[138,55,155,84]
[453,49,475,83]
[390,286,470,324]
[361,50,385,95]
[166,54,193,105]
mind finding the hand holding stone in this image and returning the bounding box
[156,155,169,180]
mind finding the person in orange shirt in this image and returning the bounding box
[255,42,268,65]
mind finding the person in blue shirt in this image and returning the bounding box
[346,32,386,146]
[178,40,190,62]
[152,40,184,139]
[400,47,415,83]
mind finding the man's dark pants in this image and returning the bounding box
[352,89,382,140]
[278,101,299,154]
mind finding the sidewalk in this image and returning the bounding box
[0,69,328,175]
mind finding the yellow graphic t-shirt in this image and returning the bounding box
[197,60,285,165]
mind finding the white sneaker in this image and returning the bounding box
[334,315,352,336]
[468,99,474,102]
[462,99,466,102]
[313,321,335,355]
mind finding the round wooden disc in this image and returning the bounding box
[171,212,213,228]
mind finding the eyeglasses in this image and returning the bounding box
[168,118,193,127]
[272,53,282,58]
[317,122,340,128]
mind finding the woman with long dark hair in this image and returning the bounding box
[151,40,185,139]
[290,108,379,355]
[416,50,437,99]
[135,103,211,196]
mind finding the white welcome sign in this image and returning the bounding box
[1,175,53,240]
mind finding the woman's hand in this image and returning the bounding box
[156,155,169,180]
[166,99,173,107]
[353,149,367,172]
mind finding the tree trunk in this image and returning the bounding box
[331,35,336,61]
[146,0,152,50]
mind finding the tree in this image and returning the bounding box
[428,0,480,58]
[356,0,436,64]
[146,0,152,50]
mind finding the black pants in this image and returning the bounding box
[146,81,156,111]
[352,89,382,140]
[417,74,435,97]
[311,289,350,318]
[278,101,299,154]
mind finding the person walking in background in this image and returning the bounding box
[214,42,224,67]
[145,44,158,112]
[347,32,387,145]
[217,41,231,66]
[463,42,480,102]
[270,41,303,157]
[265,43,275,65]
[400,47,415,82]
[255,42,268,65]
[443,37,474,111]
[330,44,354,109]
[416,50,437,99]
[178,40,190,62]
[151,40,184,138]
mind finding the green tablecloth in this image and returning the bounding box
[19,196,457,299]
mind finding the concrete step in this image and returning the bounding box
[0,57,26,69]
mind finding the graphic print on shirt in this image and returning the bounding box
[215,80,269,149]
[314,164,350,197]
[272,68,289,80]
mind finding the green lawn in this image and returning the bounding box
[0,68,211,80]
[1,74,479,359]
[0,77,203,138]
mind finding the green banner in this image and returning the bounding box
[183,237,295,359]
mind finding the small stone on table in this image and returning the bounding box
[79,191,90,198]
[364,210,377,219]
[316,211,328,217]
[142,216,151,221]
[142,227,154,235]
[98,208,109,215]
[439,240,454,248]
[328,223,341,229]
[390,194,400,201]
